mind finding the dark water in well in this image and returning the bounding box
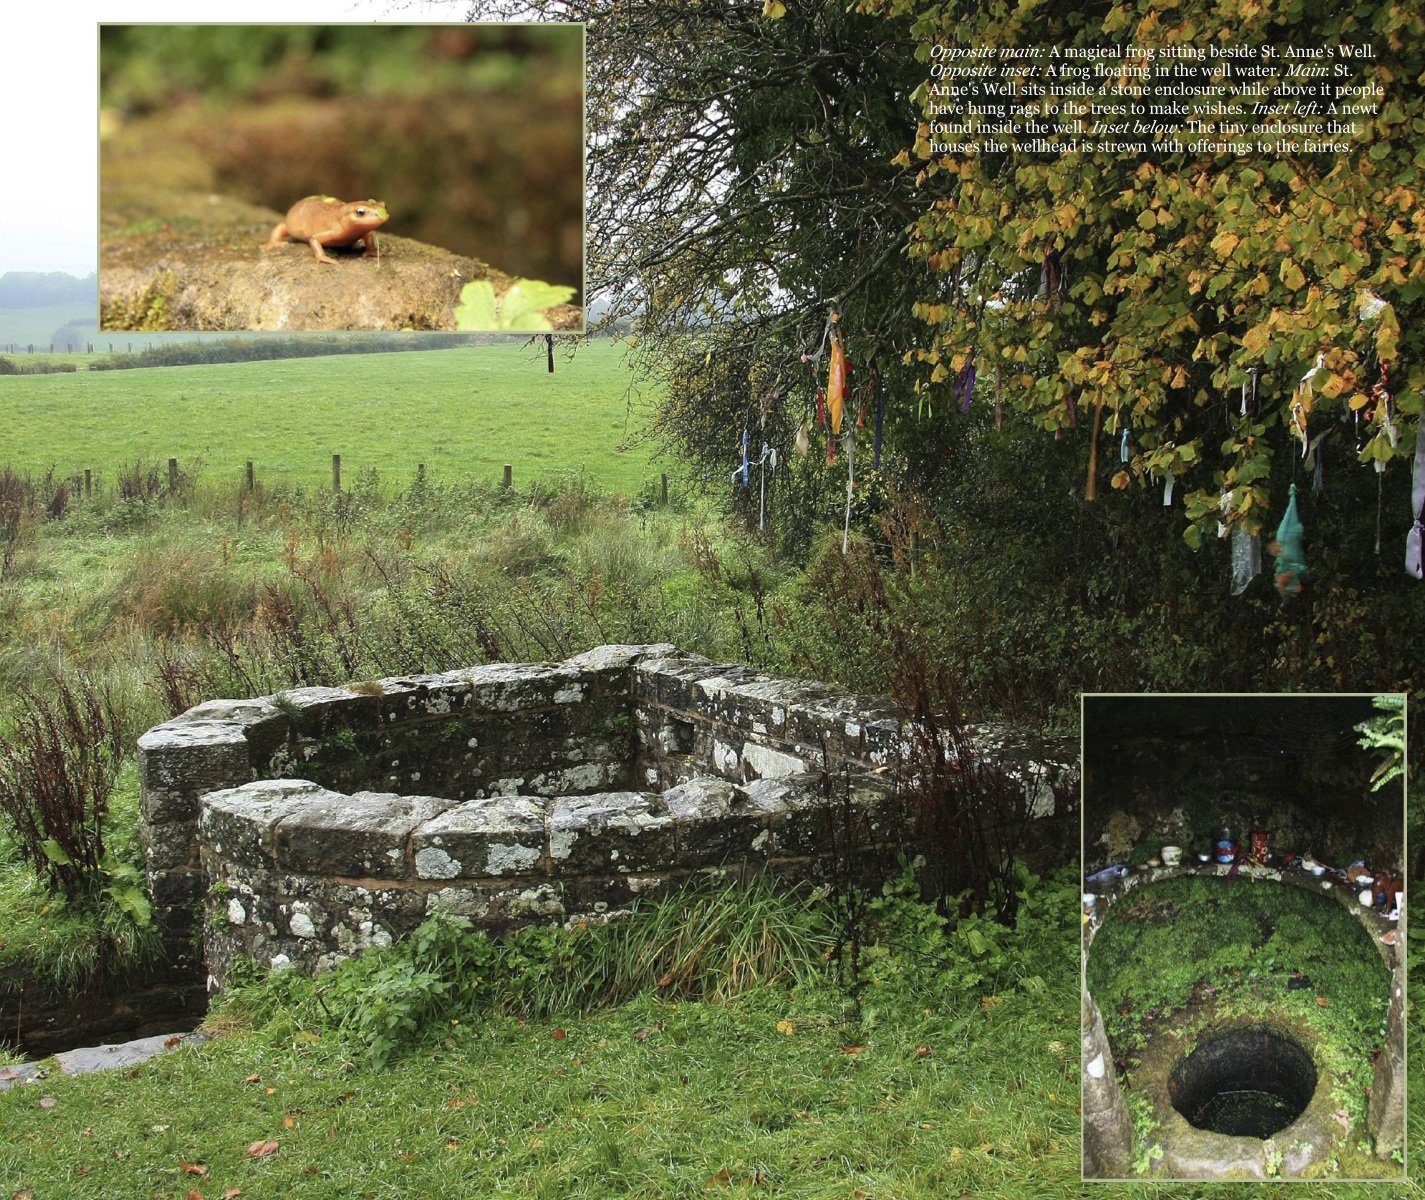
[1191,1088,1301,1138]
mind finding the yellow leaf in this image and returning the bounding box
[762,0,786,15]
[1210,230,1240,258]
[1279,258,1306,290]
[1241,324,1271,357]
[776,1019,795,1035]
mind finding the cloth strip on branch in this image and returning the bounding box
[1408,430,1425,579]
[1270,482,1308,601]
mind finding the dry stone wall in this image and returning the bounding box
[138,644,1070,987]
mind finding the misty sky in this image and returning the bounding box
[2,0,466,278]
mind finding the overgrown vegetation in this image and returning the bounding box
[1,868,1090,1197]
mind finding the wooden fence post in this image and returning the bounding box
[168,458,179,493]
[84,469,92,498]
[332,454,342,492]
[246,460,255,491]
[661,473,669,505]
[503,464,513,490]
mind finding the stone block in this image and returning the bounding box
[661,777,769,867]
[737,775,838,857]
[412,795,547,879]
[140,818,201,876]
[200,780,337,868]
[138,720,254,824]
[275,792,456,879]
[549,791,677,874]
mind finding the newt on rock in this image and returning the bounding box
[261,196,389,264]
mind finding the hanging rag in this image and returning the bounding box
[1270,482,1307,600]
[955,354,977,414]
[826,322,847,435]
[1230,527,1262,596]
[1408,431,1425,579]
[872,368,885,471]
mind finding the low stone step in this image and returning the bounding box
[0,1030,209,1089]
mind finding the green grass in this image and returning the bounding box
[1,872,1418,1200]
[0,341,660,495]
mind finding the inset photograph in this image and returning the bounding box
[1080,693,1405,1182]
[99,23,584,332]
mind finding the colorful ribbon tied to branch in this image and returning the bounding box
[826,321,847,435]
[1269,482,1307,601]
[955,354,977,414]
[1408,430,1424,580]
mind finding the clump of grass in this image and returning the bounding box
[218,874,836,1068]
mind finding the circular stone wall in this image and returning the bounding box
[1082,868,1402,1180]
[1169,1026,1317,1138]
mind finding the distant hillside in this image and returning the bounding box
[0,271,96,307]
[0,303,98,351]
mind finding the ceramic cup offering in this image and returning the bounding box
[1161,845,1182,866]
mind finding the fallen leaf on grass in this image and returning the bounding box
[1315,996,1329,1008]
[775,1019,795,1035]
[165,1036,183,1048]
[706,1167,733,1186]
[247,1139,280,1159]
[181,1161,209,1176]
[13,1190,34,1199]
[74,1167,92,1177]
[37,1098,56,1110]
[914,1045,932,1057]
[840,1045,866,1055]
[186,1191,205,1200]
[222,1189,244,1198]
[242,1074,260,1085]
[551,1029,567,1041]
[283,1116,296,1130]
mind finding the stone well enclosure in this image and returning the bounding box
[139,645,1071,986]
[1082,865,1405,1176]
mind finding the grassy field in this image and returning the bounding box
[0,341,661,496]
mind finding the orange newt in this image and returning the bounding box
[261,196,389,264]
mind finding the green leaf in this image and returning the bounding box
[106,884,152,927]
[453,281,499,332]
[453,279,575,333]
[496,280,576,331]
[41,838,72,867]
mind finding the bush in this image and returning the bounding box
[0,672,133,905]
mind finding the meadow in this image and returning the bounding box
[0,344,1419,1197]
[0,340,660,496]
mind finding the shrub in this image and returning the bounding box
[0,672,132,904]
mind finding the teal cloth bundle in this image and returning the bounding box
[1271,482,1307,600]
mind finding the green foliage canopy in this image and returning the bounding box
[856,0,1425,542]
